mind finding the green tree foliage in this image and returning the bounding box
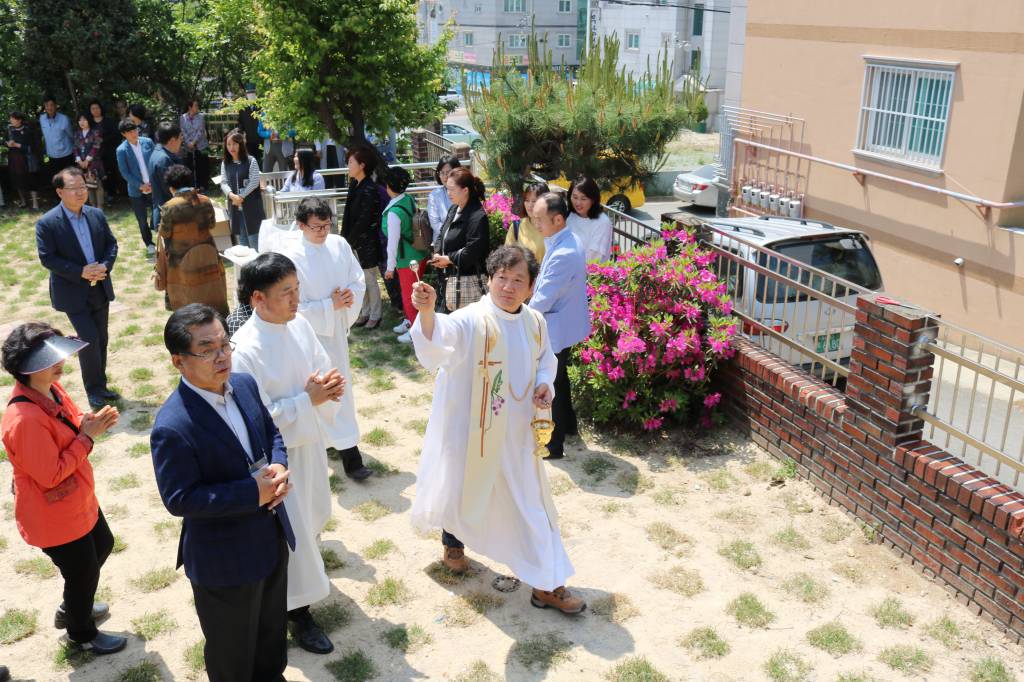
[466,33,702,195]
[253,0,451,144]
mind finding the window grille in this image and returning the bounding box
[503,0,525,13]
[557,33,571,48]
[626,32,641,50]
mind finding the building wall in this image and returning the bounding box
[593,2,688,80]
[739,0,1024,346]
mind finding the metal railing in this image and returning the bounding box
[265,182,440,226]
[698,223,876,386]
[604,206,662,253]
[914,320,1024,491]
[422,130,454,163]
[258,161,440,193]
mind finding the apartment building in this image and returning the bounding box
[728,0,1024,345]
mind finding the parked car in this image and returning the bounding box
[441,122,482,149]
[548,175,646,213]
[673,164,720,208]
[705,215,884,372]
[440,89,462,107]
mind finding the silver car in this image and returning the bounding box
[673,164,719,208]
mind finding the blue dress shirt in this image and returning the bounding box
[62,204,96,263]
[40,112,74,158]
[529,227,591,353]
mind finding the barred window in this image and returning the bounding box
[626,32,641,50]
[857,59,955,169]
[503,0,525,12]
[557,33,571,48]
[507,33,528,49]
[558,0,572,13]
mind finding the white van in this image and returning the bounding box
[703,215,884,374]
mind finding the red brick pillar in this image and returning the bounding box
[411,128,428,164]
[452,142,470,162]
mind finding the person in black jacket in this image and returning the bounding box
[342,146,384,328]
[430,166,489,311]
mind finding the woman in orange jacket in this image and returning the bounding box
[0,323,125,655]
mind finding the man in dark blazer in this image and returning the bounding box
[35,166,119,410]
[147,121,183,232]
[115,119,156,256]
[151,303,295,682]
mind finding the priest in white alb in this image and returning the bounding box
[231,252,344,655]
[409,244,586,614]
[276,196,373,481]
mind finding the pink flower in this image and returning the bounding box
[703,392,721,408]
[658,398,678,413]
[642,416,664,431]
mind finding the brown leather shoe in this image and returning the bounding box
[531,586,586,614]
[442,546,469,574]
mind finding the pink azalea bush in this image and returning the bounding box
[483,192,515,252]
[570,227,738,431]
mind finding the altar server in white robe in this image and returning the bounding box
[409,244,586,614]
[277,196,373,481]
[231,252,344,655]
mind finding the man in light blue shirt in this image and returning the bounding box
[529,192,591,459]
[39,95,75,184]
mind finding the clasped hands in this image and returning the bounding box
[257,462,291,510]
[331,287,354,310]
[81,262,108,283]
[304,368,345,406]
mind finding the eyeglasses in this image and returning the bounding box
[302,221,332,232]
[61,185,88,193]
[180,340,235,361]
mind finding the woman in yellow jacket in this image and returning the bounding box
[505,181,549,264]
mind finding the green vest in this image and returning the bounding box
[381,193,427,269]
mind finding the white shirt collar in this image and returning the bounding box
[484,293,523,321]
[181,375,234,406]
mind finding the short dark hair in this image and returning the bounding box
[2,322,62,385]
[295,196,333,225]
[52,166,84,189]
[569,176,603,219]
[164,164,193,191]
[156,121,182,145]
[514,181,550,218]
[88,99,104,115]
[164,304,225,356]
[486,244,539,285]
[129,103,147,119]
[384,166,412,194]
[43,94,57,105]
[9,110,25,123]
[118,118,138,134]
[238,253,297,306]
[537,192,570,221]
[434,155,460,184]
[185,98,200,111]
[76,112,89,125]
[345,145,377,176]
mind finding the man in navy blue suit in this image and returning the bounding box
[35,166,119,410]
[114,119,156,256]
[151,303,295,682]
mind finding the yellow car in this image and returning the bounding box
[549,175,646,213]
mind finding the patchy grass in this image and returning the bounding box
[153,519,181,541]
[591,593,640,623]
[682,627,729,659]
[53,640,96,670]
[353,499,390,522]
[325,651,377,682]
[0,608,37,644]
[649,566,704,598]
[771,525,811,551]
[15,556,57,579]
[969,657,1015,682]
[381,624,432,653]
[821,517,854,543]
[111,534,128,553]
[443,591,504,628]
[616,470,655,494]
[645,522,693,554]
[600,500,627,515]
[363,427,396,447]
[782,492,814,514]
[129,367,154,382]
[131,609,178,640]
[878,645,933,674]
[323,516,338,532]
[110,473,141,491]
[701,469,738,492]
[835,674,880,682]
[858,519,882,544]
[807,621,861,656]
[549,475,574,496]
[366,367,396,393]
[116,660,162,682]
[651,486,685,505]
[425,560,477,586]
[311,601,353,633]
[582,456,617,481]
[321,546,346,571]
[453,660,501,682]
[718,540,762,570]
[404,418,428,435]
[604,656,669,681]
[833,561,865,584]
[743,459,777,481]
[764,649,812,682]
[366,576,411,607]
[132,567,179,592]
[781,572,829,604]
[329,473,345,493]
[362,538,396,560]
[926,614,965,649]
[509,632,574,671]
[127,442,150,458]
[130,412,154,430]
[366,458,399,476]
[726,593,775,628]
[184,639,206,678]
[872,596,914,629]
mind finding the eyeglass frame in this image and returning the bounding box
[177,340,236,362]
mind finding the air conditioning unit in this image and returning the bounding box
[788,195,803,218]
[768,191,780,214]
[759,188,770,209]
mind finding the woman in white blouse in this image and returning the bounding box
[426,155,460,241]
[219,129,264,249]
[280,148,325,193]
[566,176,613,263]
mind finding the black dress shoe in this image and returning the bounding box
[544,447,564,460]
[88,398,107,410]
[0,664,9,682]
[291,620,334,655]
[101,390,123,401]
[72,631,127,655]
[55,602,110,629]
[346,466,373,482]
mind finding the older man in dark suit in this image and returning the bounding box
[151,303,295,682]
[35,166,119,410]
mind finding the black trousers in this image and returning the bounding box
[41,510,113,643]
[337,446,365,474]
[184,148,210,190]
[548,347,578,456]
[129,194,154,246]
[65,287,110,401]
[191,534,289,682]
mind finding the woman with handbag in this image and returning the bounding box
[219,128,263,250]
[341,146,384,328]
[74,113,105,208]
[429,167,489,312]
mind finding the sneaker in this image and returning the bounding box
[530,586,587,614]
[392,319,411,334]
[397,331,412,344]
[146,244,156,257]
[442,546,469,574]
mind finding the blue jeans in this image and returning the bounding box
[129,194,153,247]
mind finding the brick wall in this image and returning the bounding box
[717,296,1024,641]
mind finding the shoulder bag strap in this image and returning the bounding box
[7,394,80,435]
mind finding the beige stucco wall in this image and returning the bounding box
[739,1,1024,345]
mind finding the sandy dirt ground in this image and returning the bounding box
[0,207,1022,682]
